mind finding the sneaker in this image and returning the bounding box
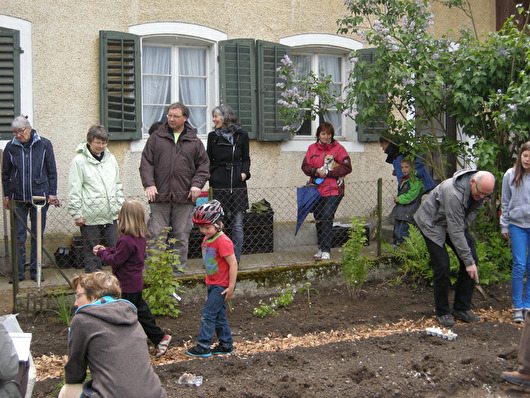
[436,314,455,327]
[156,335,171,358]
[321,252,331,261]
[313,250,323,260]
[211,344,234,355]
[30,274,44,282]
[185,345,212,357]
[513,308,524,323]
[451,309,480,323]
[502,371,530,388]
[524,309,530,320]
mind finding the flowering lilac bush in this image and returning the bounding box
[276,55,339,137]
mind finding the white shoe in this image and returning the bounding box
[313,250,323,259]
[321,252,330,261]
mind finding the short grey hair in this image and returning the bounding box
[11,116,31,130]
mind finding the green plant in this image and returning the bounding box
[143,235,182,317]
[253,300,277,318]
[50,295,74,326]
[273,288,294,308]
[341,216,373,298]
[387,225,434,285]
[299,282,320,308]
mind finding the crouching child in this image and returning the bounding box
[185,200,238,357]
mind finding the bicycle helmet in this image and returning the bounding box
[192,199,224,229]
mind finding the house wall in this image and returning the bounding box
[0,0,495,225]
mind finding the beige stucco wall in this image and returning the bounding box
[0,0,495,225]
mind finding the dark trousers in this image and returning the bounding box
[423,230,478,316]
[122,291,165,346]
[81,222,118,273]
[14,201,48,279]
[313,195,342,252]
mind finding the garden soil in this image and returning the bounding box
[20,276,530,397]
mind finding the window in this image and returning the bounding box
[291,54,344,137]
[279,34,365,152]
[142,43,208,136]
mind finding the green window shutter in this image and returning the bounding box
[356,48,387,143]
[99,31,142,140]
[219,39,257,139]
[256,40,291,142]
[0,28,20,139]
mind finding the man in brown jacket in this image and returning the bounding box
[140,102,209,272]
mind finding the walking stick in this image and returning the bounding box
[32,196,46,292]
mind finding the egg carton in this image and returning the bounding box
[425,327,458,341]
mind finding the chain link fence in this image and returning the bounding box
[2,178,398,308]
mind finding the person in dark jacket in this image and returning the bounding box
[379,136,436,193]
[2,116,57,283]
[207,105,251,264]
[59,271,167,398]
[139,102,209,272]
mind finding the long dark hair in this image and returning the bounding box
[512,141,530,187]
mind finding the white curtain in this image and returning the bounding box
[320,56,342,136]
[179,48,207,135]
[142,46,171,136]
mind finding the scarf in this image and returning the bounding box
[215,127,234,145]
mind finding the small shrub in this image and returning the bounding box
[341,216,373,298]
[144,235,182,317]
[274,288,294,308]
[253,300,277,318]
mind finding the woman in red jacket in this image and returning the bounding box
[301,122,352,261]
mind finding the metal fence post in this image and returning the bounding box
[377,178,382,256]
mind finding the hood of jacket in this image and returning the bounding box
[74,297,138,327]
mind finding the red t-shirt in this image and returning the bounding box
[201,231,234,287]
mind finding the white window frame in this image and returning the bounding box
[0,15,32,149]
[279,34,364,153]
[128,23,227,152]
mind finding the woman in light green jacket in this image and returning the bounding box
[67,125,124,273]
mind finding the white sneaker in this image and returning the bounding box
[313,250,323,259]
[321,252,330,261]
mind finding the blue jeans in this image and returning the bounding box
[313,195,342,253]
[393,220,410,245]
[230,211,244,264]
[15,202,48,279]
[509,224,530,309]
[197,285,233,349]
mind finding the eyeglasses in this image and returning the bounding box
[167,114,184,120]
[74,292,86,300]
[13,127,28,136]
[475,182,492,198]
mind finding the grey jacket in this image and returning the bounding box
[65,298,167,398]
[414,170,486,267]
[500,167,530,234]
